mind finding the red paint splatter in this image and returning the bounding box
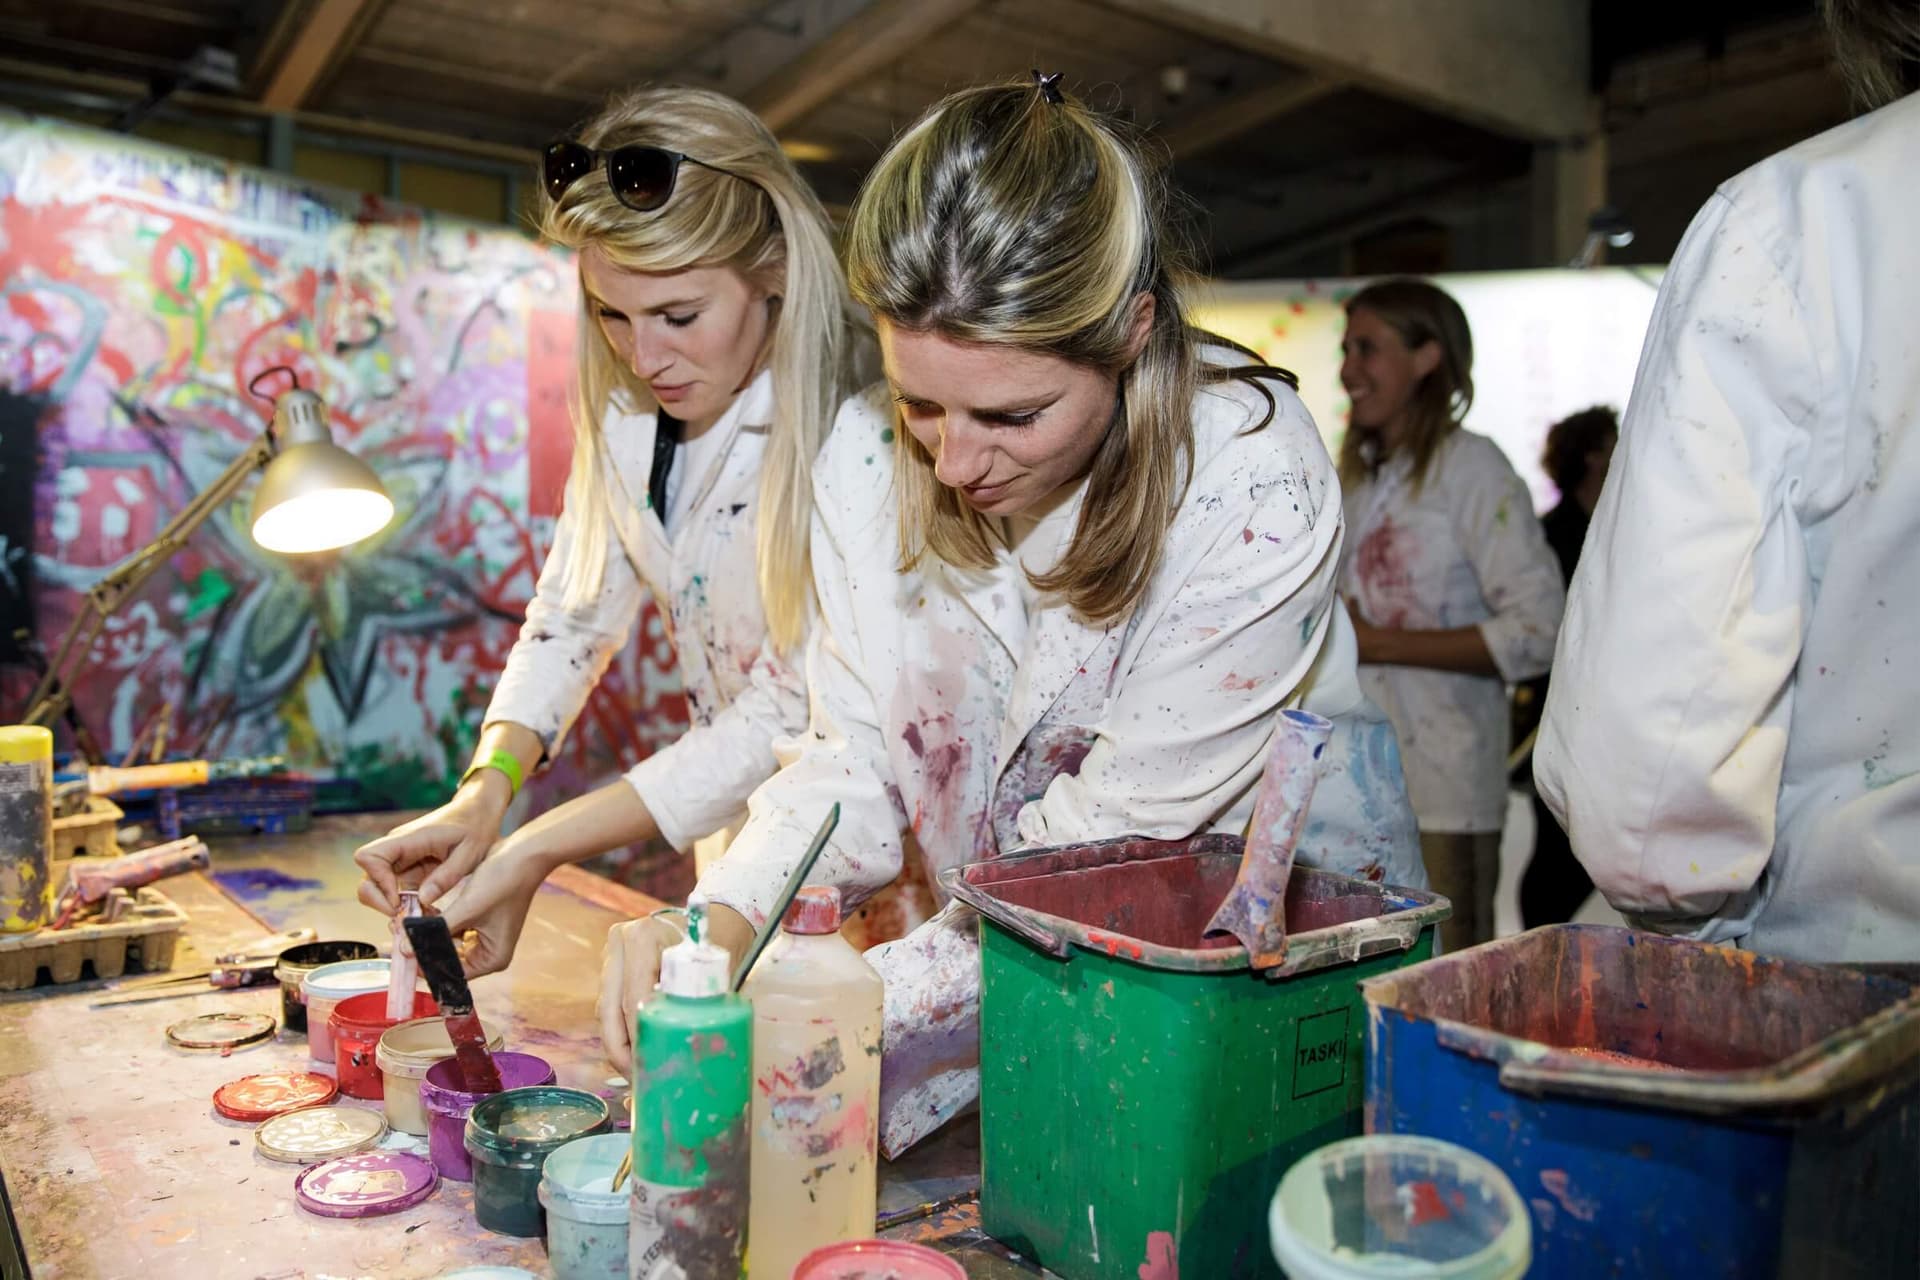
[1086,931,1144,961]
[1406,1179,1451,1226]
[1241,527,1254,543]
[1217,672,1260,692]
[1137,1230,1179,1280]
[1352,517,1422,628]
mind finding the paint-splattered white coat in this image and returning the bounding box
[1537,91,1920,964]
[487,370,808,851]
[700,352,1424,1154]
[1341,431,1565,833]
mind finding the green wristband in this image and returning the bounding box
[461,748,524,799]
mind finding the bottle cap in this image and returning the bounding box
[782,885,843,935]
[657,900,730,998]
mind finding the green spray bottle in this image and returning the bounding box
[628,899,752,1279]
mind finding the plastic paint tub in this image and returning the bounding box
[942,835,1448,1280]
[375,1016,506,1135]
[418,1051,555,1182]
[301,959,393,1062]
[464,1086,611,1237]
[1269,1135,1530,1279]
[792,1240,968,1279]
[329,989,439,1099]
[536,1133,628,1279]
[275,940,379,1034]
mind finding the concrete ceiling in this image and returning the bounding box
[0,0,1856,275]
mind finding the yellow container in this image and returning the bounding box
[0,726,54,933]
[375,1016,505,1135]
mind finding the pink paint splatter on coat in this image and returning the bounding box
[1352,516,1422,628]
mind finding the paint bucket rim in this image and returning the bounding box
[300,958,393,1001]
[791,1240,968,1279]
[536,1133,629,1225]
[275,939,380,988]
[419,1051,555,1113]
[1269,1134,1531,1280]
[329,988,436,1037]
[464,1086,611,1167]
[375,1015,505,1075]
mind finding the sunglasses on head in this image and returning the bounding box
[542,139,755,213]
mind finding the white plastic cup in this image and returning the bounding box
[1270,1135,1530,1280]
[537,1133,628,1279]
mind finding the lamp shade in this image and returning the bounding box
[249,389,394,554]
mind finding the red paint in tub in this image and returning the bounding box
[330,989,437,1099]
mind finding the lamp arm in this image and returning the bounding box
[22,433,278,732]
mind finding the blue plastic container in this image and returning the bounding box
[1360,925,1919,1279]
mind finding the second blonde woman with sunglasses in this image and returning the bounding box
[354,87,869,969]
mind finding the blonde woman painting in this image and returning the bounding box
[600,75,1424,1156]
[355,87,868,969]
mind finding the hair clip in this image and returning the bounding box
[1031,70,1065,105]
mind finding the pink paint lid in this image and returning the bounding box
[792,1241,968,1280]
[294,1151,439,1218]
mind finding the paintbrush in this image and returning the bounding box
[403,914,503,1094]
[613,803,843,1193]
[730,802,841,990]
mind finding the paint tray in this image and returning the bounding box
[1361,924,1920,1279]
[156,776,316,840]
[941,834,1446,1280]
[0,882,187,991]
[51,794,124,859]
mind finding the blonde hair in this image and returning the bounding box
[1822,0,1920,108]
[845,79,1288,624]
[1337,278,1475,496]
[540,87,863,652]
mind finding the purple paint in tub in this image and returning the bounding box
[418,1051,554,1181]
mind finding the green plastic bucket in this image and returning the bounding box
[942,834,1447,1280]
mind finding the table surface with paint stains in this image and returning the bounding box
[0,813,1048,1279]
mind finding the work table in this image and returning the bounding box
[0,813,1041,1279]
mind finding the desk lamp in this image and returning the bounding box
[21,372,394,744]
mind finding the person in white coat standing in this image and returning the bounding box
[599,75,1425,1155]
[354,88,868,970]
[1337,280,1565,949]
[1536,0,1920,965]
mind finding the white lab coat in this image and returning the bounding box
[1341,430,1565,833]
[486,370,808,851]
[700,351,1424,1153]
[1536,91,1920,964]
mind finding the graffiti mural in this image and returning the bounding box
[0,113,688,831]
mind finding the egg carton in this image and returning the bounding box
[0,881,187,991]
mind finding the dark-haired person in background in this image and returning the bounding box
[1537,0,1920,963]
[1514,406,1615,927]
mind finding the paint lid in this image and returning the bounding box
[213,1069,339,1121]
[301,958,392,1001]
[792,1241,969,1280]
[255,1105,387,1162]
[782,885,843,935]
[375,1016,505,1074]
[166,1011,277,1053]
[0,725,53,763]
[464,1086,611,1166]
[294,1150,439,1218]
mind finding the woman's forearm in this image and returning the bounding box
[510,779,661,874]
[1357,623,1501,676]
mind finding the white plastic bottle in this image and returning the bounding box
[740,885,883,1277]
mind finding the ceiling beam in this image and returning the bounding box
[744,0,981,133]
[1105,0,1592,142]
[259,0,385,112]
[1160,75,1343,161]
